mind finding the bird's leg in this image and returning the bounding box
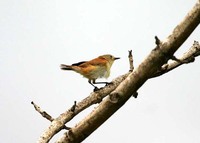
[88,80,99,91]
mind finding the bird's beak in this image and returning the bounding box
[114,57,120,60]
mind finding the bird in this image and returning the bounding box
[60,54,120,91]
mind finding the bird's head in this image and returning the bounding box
[100,54,120,65]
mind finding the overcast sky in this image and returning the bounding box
[0,0,200,143]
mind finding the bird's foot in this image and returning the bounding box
[105,82,113,86]
[93,86,100,92]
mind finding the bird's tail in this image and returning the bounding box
[60,64,73,70]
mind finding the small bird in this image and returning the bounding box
[60,54,120,91]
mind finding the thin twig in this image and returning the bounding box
[31,101,71,130]
[155,36,161,45]
[151,41,200,78]
[128,50,134,72]
[70,101,77,112]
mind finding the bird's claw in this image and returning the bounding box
[105,82,113,86]
[93,87,99,92]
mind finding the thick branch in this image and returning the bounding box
[57,1,200,142]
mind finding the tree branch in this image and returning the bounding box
[36,43,137,143]
[55,1,200,142]
[151,41,200,78]
[37,73,129,143]
[37,1,200,142]
[31,101,71,130]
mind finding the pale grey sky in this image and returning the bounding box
[0,0,200,143]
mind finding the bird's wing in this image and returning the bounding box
[86,57,107,66]
[71,57,107,68]
[71,61,87,66]
[71,57,107,79]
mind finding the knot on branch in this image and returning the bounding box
[66,129,76,142]
[132,92,138,98]
[109,92,121,103]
